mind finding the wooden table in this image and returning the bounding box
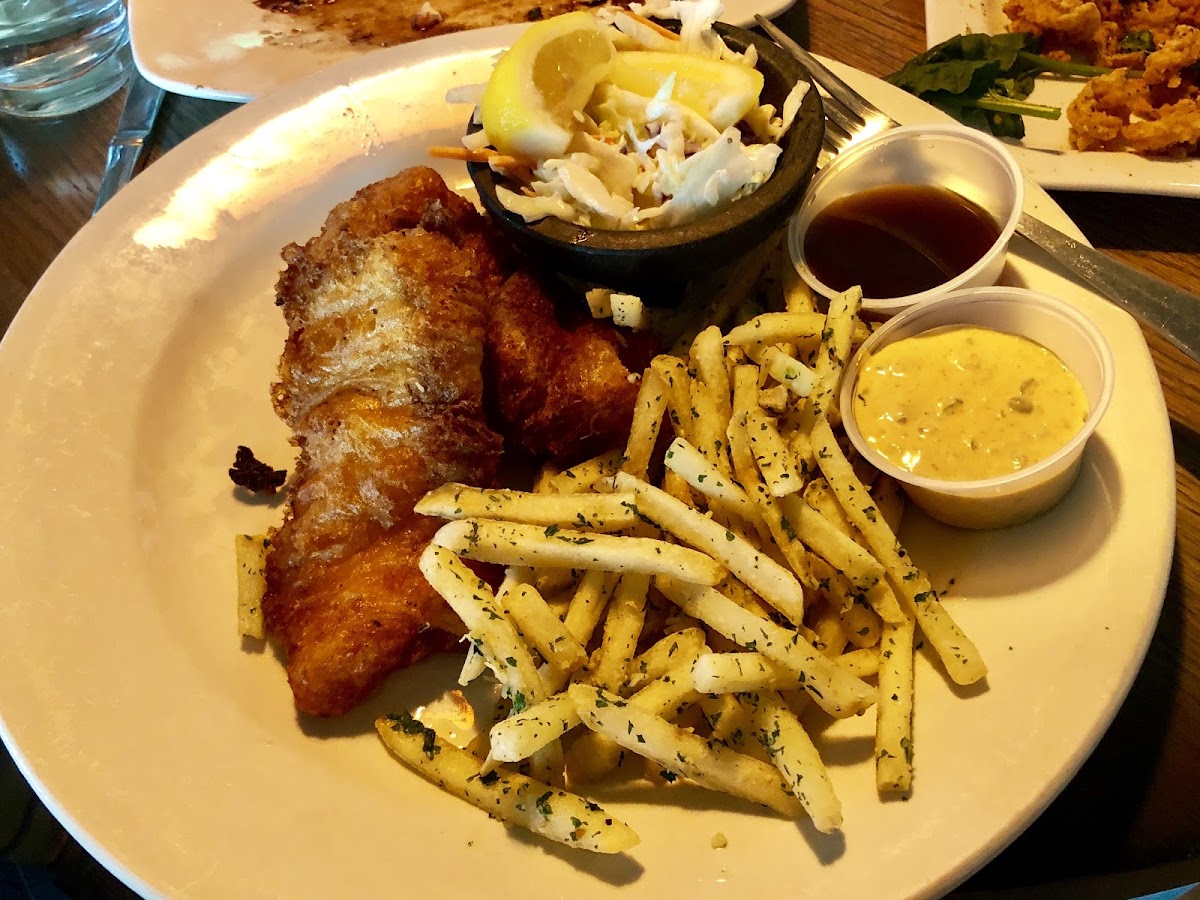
[2,0,1198,896]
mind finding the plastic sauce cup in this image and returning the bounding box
[839,287,1115,529]
[789,123,1024,315]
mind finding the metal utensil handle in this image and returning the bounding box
[1017,213,1200,363]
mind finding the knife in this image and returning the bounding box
[92,72,166,216]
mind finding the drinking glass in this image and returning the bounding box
[0,0,132,118]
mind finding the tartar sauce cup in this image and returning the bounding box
[789,123,1024,315]
[839,287,1115,530]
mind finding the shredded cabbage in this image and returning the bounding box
[491,0,809,230]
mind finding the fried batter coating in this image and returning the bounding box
[264,168,504,716]
[485,270,640,461]
[1068,27,1200,155]
[262,166,642,715]
[1003,0,1103,43]
[1005,0,1200,155]
[1144,23,1200,87]
[1068,69,1139,149]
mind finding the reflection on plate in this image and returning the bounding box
[128,0,797,101]
[925,0,1200,197]
[0,30,1175,900]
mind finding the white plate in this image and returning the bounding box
[925,0,1200,196]
[129,0,796,101]
[0,33,1174,900]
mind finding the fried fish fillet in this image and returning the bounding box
[264,168,504,717]
[262,166,643,716]
[485,269,641,461]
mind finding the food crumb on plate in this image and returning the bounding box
[711,832,728,849]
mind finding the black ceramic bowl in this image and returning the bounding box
[467,22,824,296]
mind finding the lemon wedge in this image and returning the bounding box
[605,50,764,131]
[480,12,616,159]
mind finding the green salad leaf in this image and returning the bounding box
[886,33,1113,138]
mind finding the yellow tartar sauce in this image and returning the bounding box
[852,325,1089,481]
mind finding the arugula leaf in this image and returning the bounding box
[886,33,1113,138]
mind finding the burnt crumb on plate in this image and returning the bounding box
[229,445,287,495]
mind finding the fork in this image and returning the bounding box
[756,15,1200,364]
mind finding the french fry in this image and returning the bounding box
[726,311,872,348]
[500,583,588,674]
[614,472,807,625]
[735,467,817,595]
[458,639,489,686]
[533,567,577,597]
[489,694,580,764]
[810,417,987,685]
[626,627,707,694]
[872,474,907,535]
[415,484,640,532]
[563,569,619,646]
[876,617,915,793]
[529,740,565,788]
[590,574,650,692]
[840,600,883,649]
[693,645,880,694]
[657,577,875,719]
[419,545,546,705]
[662,437,759,526]
[838,646,881,678]
[565,653,703,782]
[533,463,560,494]
[569,684,803,817]
[543,450,624,495]
[564,731,625,784]
[809,598,848,658]
[432,519,724,586]
[760,346,818,398]
[745,691,842,833]
[689,364,734,477]
[650,355,696,444]
[234,534,268,640]
[777,493,906,625]
[691,325,733,429]
[745,409,803,497]
[622,368,668,480]
[758,383,790,413]
[780,252,818,314]
[626,651,705,719]
[376,713,638,853]
[784,286,863,456]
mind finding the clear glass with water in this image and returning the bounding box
[0,0,132,118]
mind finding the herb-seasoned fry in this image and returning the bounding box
[569,684,803,817]
[810,417,987,685]
[376,713,638,853]
[415,484,640,532]
[745,691,842,833]
[234,534,269,640]
[657,577,875,719]
[614,472,808,625]
[432,519,724,585]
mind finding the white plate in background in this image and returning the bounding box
[129,0,797,101]
[0,31,1174,900]
[925,0,1200,196]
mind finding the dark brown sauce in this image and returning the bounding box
[803,184,1001,299]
